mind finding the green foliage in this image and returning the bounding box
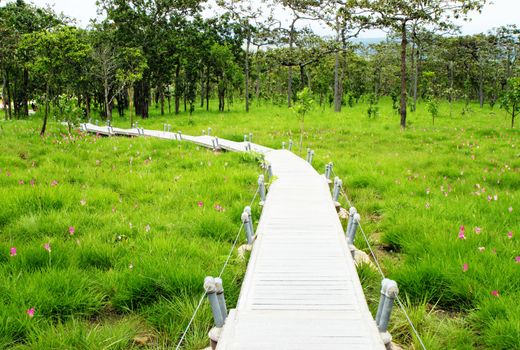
[292,87,314,153]
[366,93,379,118]
[500,77,520,128]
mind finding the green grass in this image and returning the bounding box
[1,97,519,349]
[0,120,260,349]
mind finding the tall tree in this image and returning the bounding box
[362,0,487,128]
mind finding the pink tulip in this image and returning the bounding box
[462,263,469,272]
[507,231,513,239]
[68,226,75,235]
[9,247,17,257]
[197,201,204,208]
[515,256,520,263]
[491,290,499,297]
[26,308,35,318]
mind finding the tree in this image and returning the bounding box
[501,77,520,128]
[292,87,314,154]
[362,0,487,128]
[20,26,91,136]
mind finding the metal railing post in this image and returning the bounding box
[309,150,314,165]
[378,280,399,332]
[258,174,266,204]
[288,139,293,152]
[282,141,286,150]
[244,206,254,238]
[204,277,224,328]
[208,127,211,136]
[347,213,361,245]
[249,133,253,143]
[375,279,389,326]
[242,211,254,244]
[214,277,228,321]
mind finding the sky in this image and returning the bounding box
[3,0,520,38]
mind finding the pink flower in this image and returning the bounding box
[10,247,17,257]
[474,227,482,234]
[214,204,224,212]
[515,256,520,263]
[19,180,24,185]
[197,201,204,208]
[462,263,469,272]
[491,290,499,297]
[80,199,86,206]
[51,180,58,187]
[478,247,485,252]
[26,308,35,318]
[68,226,75,235]
[43,243,51,252]
[458,226,466,240]
[507,231,513,239]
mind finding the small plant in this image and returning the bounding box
[427,98,439,125]
[292,87,314,154]
[366,93,379,119]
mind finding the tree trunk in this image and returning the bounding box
[175,63,181,115]
[200,67,205,108]
[287,22,296,108]
[399,22,408,129]
[479,69,484,108]
[2,70,7,120]
[413,47,419,111]
[40,82,49,137]
[22,68,29,117]
[85,94,91,118]
[6,70,12,120]
[128,86,134,127]
[245,31,251,112]
[333,49,341,112]
[206,69,210,111]
[410,41,416,112]
[104,80,111,121]
[160,86,165,115]
[167,86,171,114]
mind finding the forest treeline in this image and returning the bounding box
[0,0,519,134]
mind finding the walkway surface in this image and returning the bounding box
[81,123,385,350]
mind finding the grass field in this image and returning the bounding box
[1,98,519,349]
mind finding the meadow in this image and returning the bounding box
[1,98,519,349]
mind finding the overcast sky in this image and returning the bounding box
[4,0,520,38]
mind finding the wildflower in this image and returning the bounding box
[80,199,86,206]
[19,180,24,185]
[10,247,17,257]
[458,226,466,240]
[197,201,204,208]
[214,204,224,212]
[26,308,35,318]
[112,207,116,213]
[129,223,133,229]
[507,231,513,239]
[43,243,51,252]
[493,194,498,201]
[462,263,469,272]
[51,180,58,187]
[475,227,482,234]
[426,188,430,195]
[145,224,151,233]
[509,207,513,213]
[129,263,134,270]
[487,195,492,202]
[95,160,101,166]
[68,226,75,235]
[491,290,499,297]
[515,256,520,263]
[478,247,485,252]
[30,179,35,186]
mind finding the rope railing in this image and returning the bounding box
[331,168,427,350]
[174,187,260,350]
